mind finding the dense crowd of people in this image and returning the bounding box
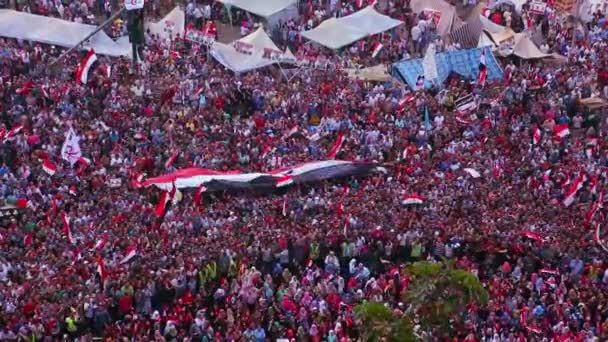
[1,0,608,341]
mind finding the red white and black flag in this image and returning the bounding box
[75,49,98,84]
[478,49,487,87]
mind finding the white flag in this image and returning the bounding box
[422,43,438,82]
[61,128,82,166]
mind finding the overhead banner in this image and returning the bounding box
[125,0,145,10]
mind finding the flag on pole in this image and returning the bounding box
[62,212,75,244]
[61,128,82,166]
[75,49,98,84]
[402,194,425,205]
[563,174,586,207]
[327,132,345,159]
[3,124,23,143]
[156,191,169,217]
[94,233,107,250]
[554,124,570,140]
[478,49,488,87]
[533,126,541,144]
[120,244,138,264]
[193,185,206,207]
[371,41,383,58]
[96,255,107,284]
[42,159,58,176]
[276,175,294,188]
[397,94,416,112]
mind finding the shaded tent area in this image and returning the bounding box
[479,28,567,62]
[0,9,130,56]
[210,27,296,73]
[392,47,504,89]
[409,0,464,37]
[216,0,298,28]
[344,64,392,82]
[301,6,403,49]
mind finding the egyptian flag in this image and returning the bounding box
[119,244,138,264]
[94,233,107,250]
[132,172,146,188]
[193,184,206,207]
[539,268,560,275]
[398,94,416,112]
[4,124,24,143]
[327,132,346,159]
[284,125,298,138]
[493,161,501,178]
[371,41,383,58]
[165,151,179,169]
[75,49,98,84]
[533,126,541,144]
[276,175,294,188]
[336,197,344,216]
[522,231,545,243]
[16,80,35,95]
[24,233,33,247]
[553,124,570,141]
[155,182,177,217]
[202,21,217,38]
[562,174,586,207]
[402,194,425,205]
[62,212,75,244]
[42,159,58,176]
[478,49,487,87]
[356,0,364,8]
[96,255,108,284]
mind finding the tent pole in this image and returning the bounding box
[50,8,126,66]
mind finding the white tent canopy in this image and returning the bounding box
[0,9,129,57]
[410,0,463,36]
[217,0,296,18]
[301,6,403,50]
[217,0,298,28]
[146,7,185,42]
[210,27,294,73]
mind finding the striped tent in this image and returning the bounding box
[449,4,487,49]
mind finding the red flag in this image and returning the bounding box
[165,151,179,169]
[522,231,545,243]
[477,49,487,87]
[156,191,169,217]
[24,233,33,247]
[327,132,346,159]
[4,124,24,142]
[94,233,107,250]
[533,126,541,144]
[193,185,206,207]
[275,175,294,188]
[42,159,58,176]
[96,255,107,283]
[62,212,75,244]
[120,244,138,264]
[336,197,344,216]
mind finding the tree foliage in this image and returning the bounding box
[354,261,488,341]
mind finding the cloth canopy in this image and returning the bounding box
[145,7,185,42]
[0,10,129,57]
[301,6,403,49]
[393,47,504,89]
[217,0,296,18]
[345,64,392,82]
[511,34,567,62]
[210,27,294,73]
[410,0,463,36]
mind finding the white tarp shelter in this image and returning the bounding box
[210,27,294,73]
[488,0,527,13]
[301,6,403,50]
[410,0,463,36]
[217,0,298,28]
[146,7,185,41]
[0,9,129,57]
